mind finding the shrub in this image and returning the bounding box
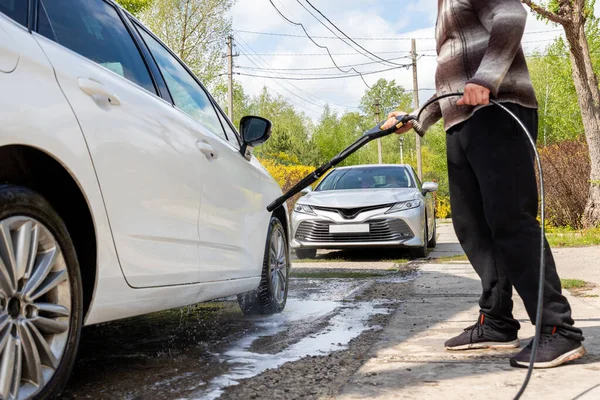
[538,139,590,228]
[258,158,315,215]
[435,195,452,219]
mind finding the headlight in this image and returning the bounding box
[294,204,316,216]
[386,200,421,214]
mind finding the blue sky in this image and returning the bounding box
[230,0,588,121]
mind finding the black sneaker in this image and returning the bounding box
[510,328,586,368]
[445,314,520,351]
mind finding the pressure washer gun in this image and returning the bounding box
[267,113,416,212]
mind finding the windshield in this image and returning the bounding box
[316,167,414,191]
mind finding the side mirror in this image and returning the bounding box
[301,187,313,195]
[240,116,272,159]
[422,182,438,194]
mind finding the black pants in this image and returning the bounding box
[446,103,583,341]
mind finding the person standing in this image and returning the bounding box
[383,0,585,368]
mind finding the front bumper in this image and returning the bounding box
[291,205,425,250]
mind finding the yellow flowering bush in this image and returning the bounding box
[435,196,452,219]
[258,158,315,213]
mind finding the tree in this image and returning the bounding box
[140,0,233,87]
[359,78,413,119]
[115,0,153,15]
[528,40,583,144]
[522,0,600,226]
[248,88,317,165]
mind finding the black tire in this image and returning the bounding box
[295,248,317,260]
[0,185,83,399]
[428,215,437,248]
[238,216,290,315]
[410,214,428,259]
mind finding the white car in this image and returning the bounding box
[291,165,438,259]
[0,1,291,398]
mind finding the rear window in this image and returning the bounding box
[316,167,414,191]
[0,0,27,26]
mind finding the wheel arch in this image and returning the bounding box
[0,144,97,320]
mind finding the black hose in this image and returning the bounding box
[417,93,545,400]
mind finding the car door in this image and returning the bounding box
[34,0,205,287]
[201,106,271,280]
[136,27,268,282]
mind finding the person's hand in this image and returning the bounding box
[381,111,413,134]
[457,83,490,106]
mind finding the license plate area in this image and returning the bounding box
[329,224,370,234]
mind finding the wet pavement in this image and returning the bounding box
[60,251,419,400]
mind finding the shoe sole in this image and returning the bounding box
[445,339,520,351]
[510,345,586,369]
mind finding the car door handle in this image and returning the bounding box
[196,140,218,160]
[78,78,121,106]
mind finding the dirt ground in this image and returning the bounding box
[60,257,419,400]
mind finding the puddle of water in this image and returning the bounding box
[187,300,390,400]
[289,278,372,302]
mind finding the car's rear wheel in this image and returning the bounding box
[0,185,83,399]
[410,214,428,259]
[238,217,290,315]
[295,248,317,260]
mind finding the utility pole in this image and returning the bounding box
[411,39,422,181]
[227,35,234,122]
[399,137,404,164]
[374,102,383,164]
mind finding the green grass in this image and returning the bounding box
[290,270,387,279]
[546,227,600,248]
[561,279,588,289]
[432,254,469,263]
[293,258,348,263]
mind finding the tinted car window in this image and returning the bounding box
[0,0,27,26]
[316,167,414,191]
[138,28,227,141]
[38,0,155,94]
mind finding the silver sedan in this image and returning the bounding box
[291,164,438,259]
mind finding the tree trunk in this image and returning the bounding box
[563,21,600,227]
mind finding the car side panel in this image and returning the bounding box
[0,14,125,325]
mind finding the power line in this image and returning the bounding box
[234,37,333,109]
[294,0,405,68]
[234,28,563,40]
[238,50,415,56]
[235,55,411,71]
[267,0,374,88]
[303,0,408,68]
[234,33,361,110]
[233,66,411,80]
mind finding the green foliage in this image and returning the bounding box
[114,0,153,15]
[546,227,600,247]
[527,16,600,144]
[139,0,233,87]
[359,78,413,119]
[248,88,318,166]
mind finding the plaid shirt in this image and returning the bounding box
[414,0,539,136]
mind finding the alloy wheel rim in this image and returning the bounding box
[0,217,71,400]
[269,227,288,305]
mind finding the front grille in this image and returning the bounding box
[295,219,414,243]
[313,204,394,219]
